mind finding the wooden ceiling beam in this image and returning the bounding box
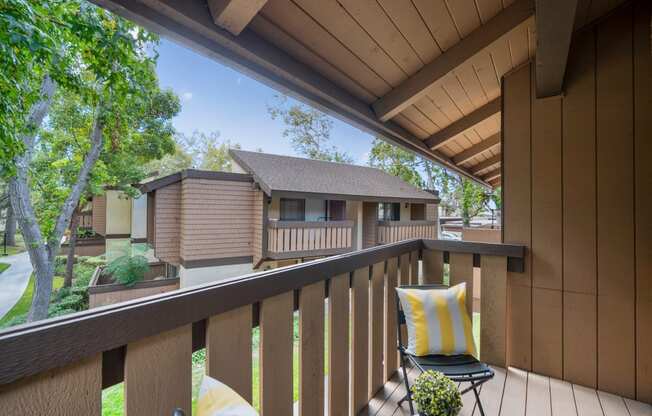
[488,177,502,188]
[207,0,268,35]
[471,155,501,175]
[372,0,534,121]
[482,169,501,182]
[453,133,501,165]
[424,98,500,149]
[534,0,578,97]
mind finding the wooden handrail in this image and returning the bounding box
[0,238,525,401]
[267,220,354,228]
[377,220,437,226]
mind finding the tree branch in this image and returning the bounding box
[48,101,105,259]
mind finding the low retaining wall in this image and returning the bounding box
[461,227,501,243]
[88,263,178,308]
[59,237,105,257]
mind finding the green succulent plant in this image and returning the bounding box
[411,370,462,416]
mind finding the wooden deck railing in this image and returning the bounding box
[266,220,354,259]
[377,220,438,244]
[0,239,524,415]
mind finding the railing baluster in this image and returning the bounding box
[410,250,419,284]
[384,257,399,381]
[369,262,385,396]
[260,291,294,415]
[125,325,192,415]
[1,355,101,415]
[449,252,474,314]
[328,274,350,416]
[299,282,325,416]
[206,305,252,403]
[422,249,444,284]
[480,255,508,367]
[351,267,369,414]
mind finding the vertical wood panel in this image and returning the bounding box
[449,252,474,314]
[351,267,369,414]
[421,249,443,284]
[399,253,410,286]
[634,0,652,403]
[299,281,325,416]
[369,261,385,397]
[562,27,598,389]
[503,62,532,371]
[206,305,253,403]
[563,292,597,388]
[480,255,507,367]
[384,257,399,381]
[410,250,419,285]
[260,291,294,415]
[125,325,192,415]
[596,5,635,398]
[328,273,350,416]
[532,288,563,379]
[1,355,101,416]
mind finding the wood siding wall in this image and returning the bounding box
[362,202,378,249]
[154,183,181,265]
[502,2,651,402]
[252,191,264,266]
[180,178,255,262]
[91,195,106,236]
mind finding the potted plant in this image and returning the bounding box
[411,370,462,416]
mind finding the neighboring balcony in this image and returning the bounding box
[377,220,438,244]
[266,220,354,259]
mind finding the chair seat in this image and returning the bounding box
[407,353,493,380]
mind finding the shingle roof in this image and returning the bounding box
[230,149,439,203]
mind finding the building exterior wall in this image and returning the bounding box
[179,263,254,288]
[502,3,651,401]
[105,190,131,236]
[154,182,181,265]
[180,177,255,263]
[345,200,362,251]
[92,195,106,236]
[400,202,411,221]
[252,190,264,266]
[131,194,147,240]
[462,228,500,243]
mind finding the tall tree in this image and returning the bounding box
[2,1,175,321]
[368,139,424,188]
[268,96,353,163]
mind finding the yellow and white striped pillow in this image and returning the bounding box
[197,375,258,416]
[396,283,476,357]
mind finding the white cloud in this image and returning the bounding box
[181,92,193,101]
[236,77,242,86]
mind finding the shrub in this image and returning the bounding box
[411,371,462,416]
[103,255,149,287]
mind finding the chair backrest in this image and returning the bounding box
[395,284,448,349]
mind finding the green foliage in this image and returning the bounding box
[103,254,148,287]
[411,370,462,416]
[368,139,424,188]
[268,95,353,163]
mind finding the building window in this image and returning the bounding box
[410,203,425,220]
[327,200,346,221]
[378,202,400,221]
[280,198,305,221]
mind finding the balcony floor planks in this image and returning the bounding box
[365,366,651,416]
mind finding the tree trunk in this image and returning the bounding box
[64,207,80,288]
[5,203,16,246]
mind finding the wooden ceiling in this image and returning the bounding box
[93,0,628,188]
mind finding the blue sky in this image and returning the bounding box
[154,38,375,165]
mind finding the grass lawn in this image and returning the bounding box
[0,274,64,326]
[0,234,26,257]
[0,263,9,274]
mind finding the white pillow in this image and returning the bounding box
[197,375,258,416]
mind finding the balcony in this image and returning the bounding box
[377,220,438,244]
[1,239,648,415]
[266,220,354,259]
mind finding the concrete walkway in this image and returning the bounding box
[0,252,33,320]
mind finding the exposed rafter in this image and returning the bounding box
[207,0,268,36]
[453,133,501,165]
[534,0,578,97]
[482,169,501,182]
[471,155,501,175]
[488,177,501,188]
[372,0,534,121]
[424,98,501,150]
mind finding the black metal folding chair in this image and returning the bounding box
[396,284,494,416]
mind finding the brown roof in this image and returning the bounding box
[230,150,439,203]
